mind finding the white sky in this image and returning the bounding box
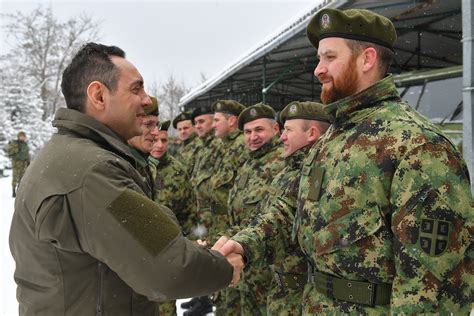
[0,0,315,90]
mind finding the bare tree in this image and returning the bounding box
[148,76,189,134]
[1,6,101,119]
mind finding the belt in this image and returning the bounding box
[274,271,306,291]
[309,269,391,306]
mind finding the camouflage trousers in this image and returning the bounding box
[12,160,28,189]
[267,282,303,316]
[214,287,240,316]
[158,300,176,316]
[239,267,271,316]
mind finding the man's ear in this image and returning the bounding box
[86,81,107,111]
[229,115,237,128]
[361,47,377,73]
[307,125,321,142]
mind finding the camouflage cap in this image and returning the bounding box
[279,101,332,125]
[212,99,246,116]
[172,111,192,129]
[191,105,213,124]
[307,8,397,50]
[238,103,276,130]
[144,96,159,116]
[157,120,170,131]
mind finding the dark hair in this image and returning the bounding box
[61,42,126,112]
[345,39,394,77]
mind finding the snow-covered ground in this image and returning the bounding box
[0,170,212,316]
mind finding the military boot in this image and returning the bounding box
[182,296,213,316]
[180,297,199,309]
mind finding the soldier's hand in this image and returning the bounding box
[226,253,244,287]
[212,236,245,258]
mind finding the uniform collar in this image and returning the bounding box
[128,146,149,168]
[249,135,281,159]
[287,145,310,168]
[223,129,241,143]
[183,133,196,145]
[325,75,400,126]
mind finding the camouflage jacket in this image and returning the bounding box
[191,133,223,224]
[177,133,200,175]
[202,130,247,241]
[227,136,285,229]
[6,140,30,161]
[296,75,473,315]
[232,146,309,315]
[149,153,196,235]
[128,146,155,200]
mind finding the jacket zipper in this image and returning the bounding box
[96,262,105,316]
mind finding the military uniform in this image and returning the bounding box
[173,112,200,174]
[6,134,30,195]
[9,108,233,315]
[295,75,473,314]
[231,101,331,316]
[129,146,155,200]
[228,134,286,316]
[149,153,195,235]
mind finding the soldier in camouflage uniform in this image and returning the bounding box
[173,111,200,175]
[227,103,286,316]
[183,105,223,316]
[230,101,331,316]
[6,131,30,197]
[216,8,473,315]
[207,100,247,316]
[149,120,196,236]
[148,120,195,316]
[127,96,159,200]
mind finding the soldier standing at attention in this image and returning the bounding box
[127,95,159,200]
[172,111,200,174]
[182,104,223,316]
[148,120,196,237]
[207,99,247,316]
[216,8,473,315]
[148,120,195,316]
[9,42,242,315]
[227,103,286,316]
[6,131,30,197]
[232,101,331,316]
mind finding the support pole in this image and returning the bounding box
[462,0,474,193]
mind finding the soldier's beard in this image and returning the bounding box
[320,56,360,105]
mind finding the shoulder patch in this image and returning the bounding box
[107,188,180,256]
[418,217,451,256]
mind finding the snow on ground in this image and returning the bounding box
[0,170,213,316]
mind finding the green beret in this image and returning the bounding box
[279,101,332,125]
[172,111,192,129]
[191,105,213,123]
[144,96,159,116]
[238,103,275,130]
[307,8,397,50]
[157,120,170,131]
[212,99,245,116]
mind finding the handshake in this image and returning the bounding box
[199,236,246,287]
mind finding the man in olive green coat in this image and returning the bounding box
[6,131,30,197]
[227,103,286,316]
[9,42,242,316]
[173,111,200,174]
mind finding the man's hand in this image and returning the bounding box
[212,236,245,257]
[226,253,244,287]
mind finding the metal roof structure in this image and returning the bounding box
[179,0,463,112]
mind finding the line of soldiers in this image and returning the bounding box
[131,97,333,316]
[136,6,472,316]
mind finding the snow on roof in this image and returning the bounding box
[179,0,348,107]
